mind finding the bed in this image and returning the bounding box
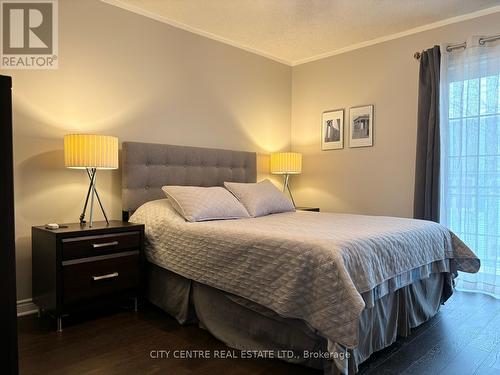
[122,141,480,374]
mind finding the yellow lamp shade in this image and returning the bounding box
[64,134,119,169]
[270,152,302,175]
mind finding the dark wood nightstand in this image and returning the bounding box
[295,207,320,212]
[32,220,145,332]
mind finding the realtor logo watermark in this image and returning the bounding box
[1,0,58,69]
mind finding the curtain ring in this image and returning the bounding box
[479,37,486,46]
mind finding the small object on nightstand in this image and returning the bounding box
[295,207,320,212]
[45,223,59,230]
[32,220,145,332]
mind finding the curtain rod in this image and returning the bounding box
[413,33,500,60]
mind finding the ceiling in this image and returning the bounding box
[103,0,500,65]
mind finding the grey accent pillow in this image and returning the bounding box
[224,179,295,217]
[161,186,250,222]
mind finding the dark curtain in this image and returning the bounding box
[414,45,441,222]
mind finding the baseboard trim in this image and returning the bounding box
[17,298,38,317]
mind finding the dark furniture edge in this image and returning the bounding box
[0,74,18,374]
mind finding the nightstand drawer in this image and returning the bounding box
[62,231,141,260]
[62,252,140,304]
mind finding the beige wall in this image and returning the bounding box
[291,12,500,217]
[8,0,291,300]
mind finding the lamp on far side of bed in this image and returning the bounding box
[270,152,302,207]
[64,134,119,227]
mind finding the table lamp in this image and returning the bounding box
[270,152,302,207]
[64,134,119,227]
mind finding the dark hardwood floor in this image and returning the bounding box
[18,291,500,375]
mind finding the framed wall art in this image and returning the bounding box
[349,105,373,148]
[321,109,344,150]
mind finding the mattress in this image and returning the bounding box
[130,199,479,350]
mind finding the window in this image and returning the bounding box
[440,39,500,296]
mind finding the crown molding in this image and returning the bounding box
[291,5,500,66]
[100,1,500,67]
[100,0,291,66]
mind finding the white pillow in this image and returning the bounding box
[224,179,295,217]
[161,186,250,222]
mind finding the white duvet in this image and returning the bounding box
[130,199,479,349]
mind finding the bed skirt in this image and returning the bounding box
[146,263,451,374]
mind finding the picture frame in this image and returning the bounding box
[321,109,344,150]
[349,105,373,148]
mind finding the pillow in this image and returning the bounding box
[161,186,250,222]
[224,179,295,217]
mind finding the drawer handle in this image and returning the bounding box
[92,272,119,281]
[92,241,119,249]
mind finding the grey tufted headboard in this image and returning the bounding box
[121,142,257,220]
